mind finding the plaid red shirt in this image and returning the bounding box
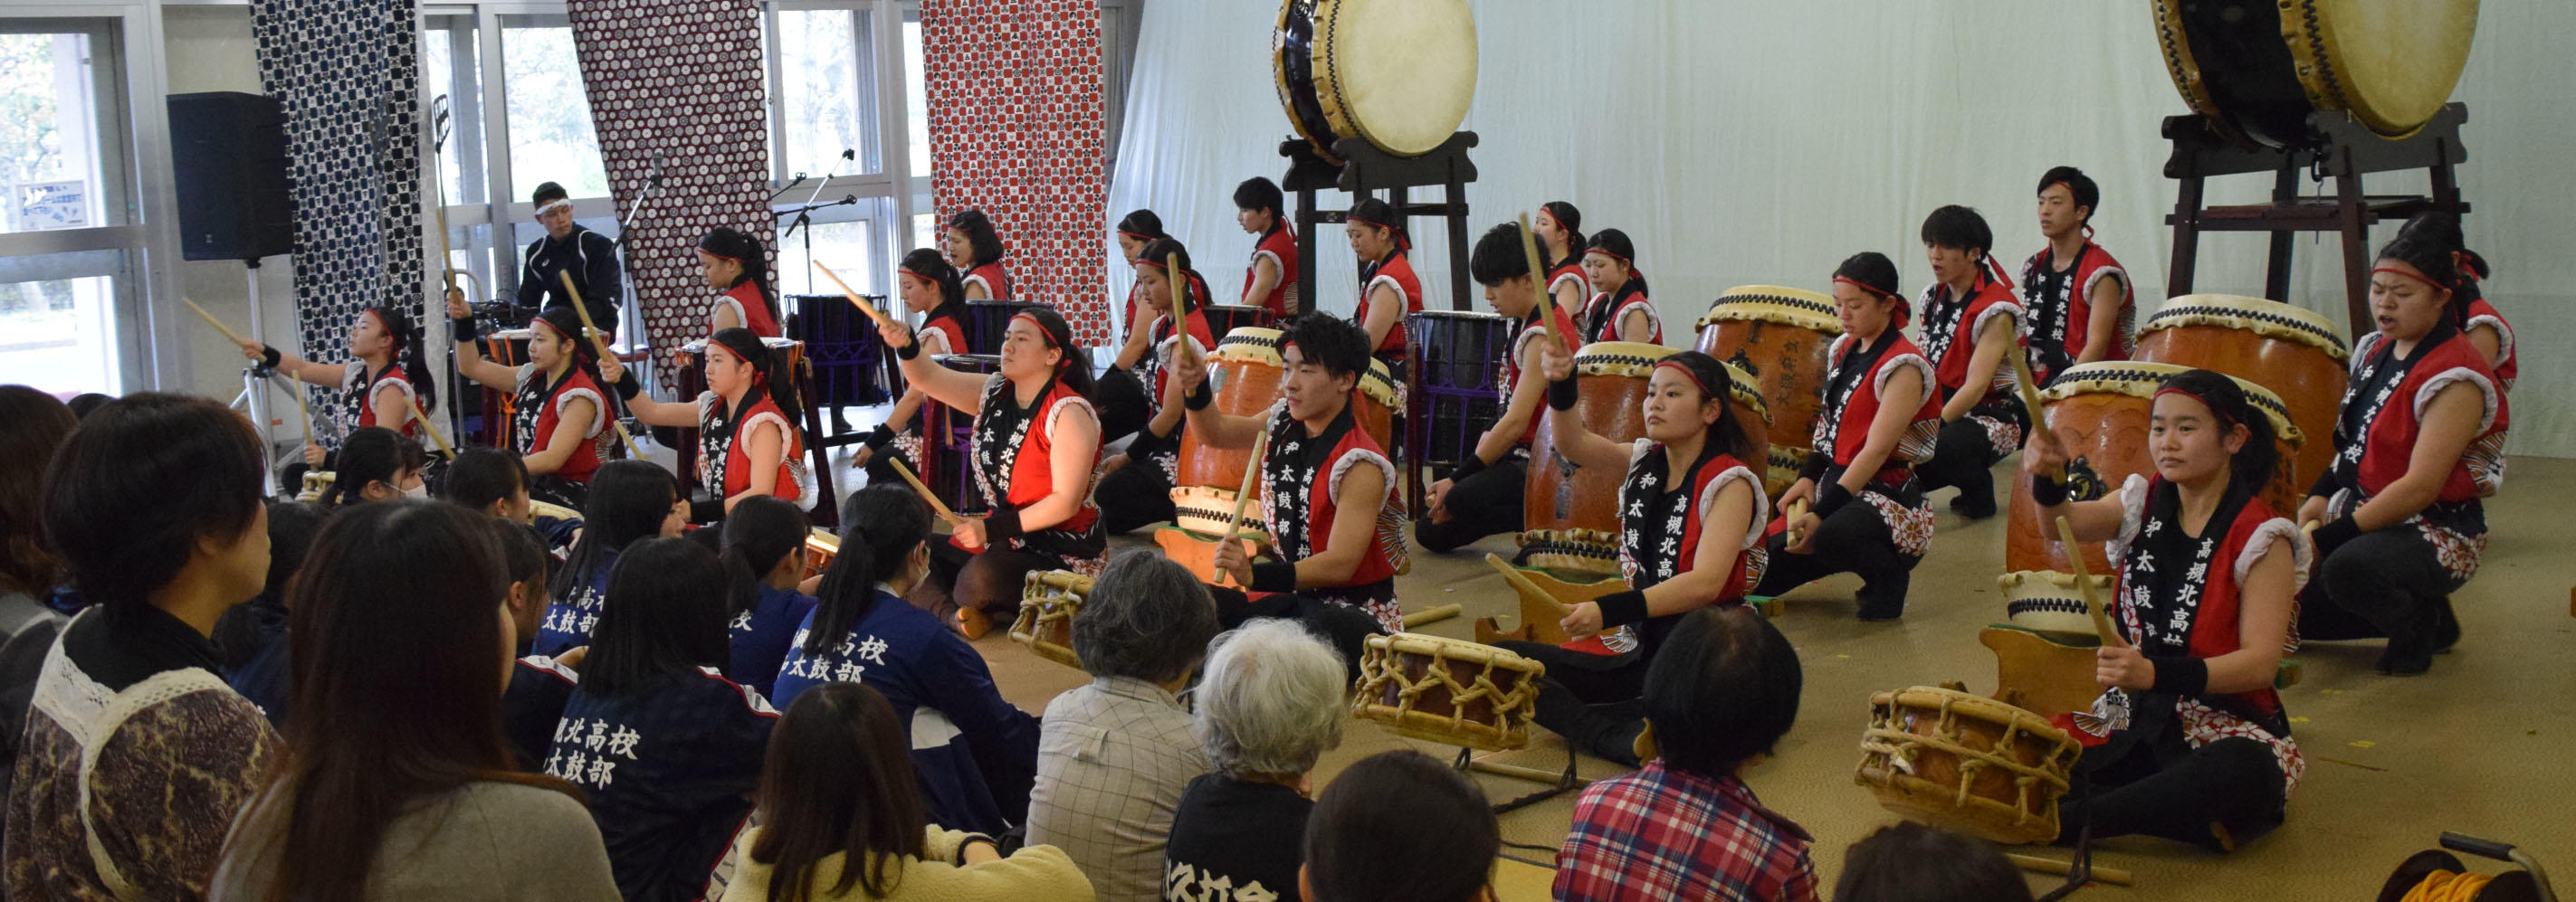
[1555,761,1819,902]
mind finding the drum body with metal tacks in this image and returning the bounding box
[2004,361,2304,575]
[1175,328,1287,490]
[803,527,841,581]
[2131,294,2348,510]
[2151,0,2477,147]
[1996,570,2113,642]
[962,300,1044,356]
[1693,286,1841,498]
[1273,0,1477,164]
[1519,341,1672,574]
[1405,310,1512,470]
[1008,570,1090,669]
[1352,632,1543,752]
[921,354,1003,516]
[1856,686,2082,846]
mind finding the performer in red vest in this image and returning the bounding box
[447,303,610,506]
[1096,238,1219,535]
[2026,368,2307,850]
[606,328,812,518]
[1911,205,2028,520]
[1236,176,1300,318]
[243,303,436,464]
[857,249,974,489]
[1576,229,1662,345]
[697,227,781,337]
[946,208,1011,301]
[1345,197,1420,370]
[2018,167,2132,386]
[1416,223,1581,554]
[1536,201,1593,320]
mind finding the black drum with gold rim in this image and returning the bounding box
[1272,0,1477,165]
[2151,0,2477,148]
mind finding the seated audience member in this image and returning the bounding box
[538,459,687,655]
[716,683,1093,901]
[1165,619,1347,902]
[494,517,581,771]
[553,536,778,902]
[220,499,328,728]
[6,394,282,898]
[1554,607,1817,902]
[1832,822,2033,902]
[1026,550,1219,902]
[0,385,76,834]
[773,486,1039,835]
[1300,750,1499,902]
[720,496,817,698]
[450,444,584,551]
[318,425,428,508]
[65,392,113,420]
[210,502,618,900]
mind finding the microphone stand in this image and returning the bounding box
[780,148,853,294]
[607,161,659,441]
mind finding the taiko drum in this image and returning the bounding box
[2130,294,2349,510]
[1693,286,1841,498]
[1522,343,1769,575]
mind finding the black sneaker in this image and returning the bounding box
[1856,574,1911,622]
[1950,491,1998,520]
[2431,598,2461,654]
[2375,638,2433,677]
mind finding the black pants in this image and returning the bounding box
[1495,641,1648,767]
[1414,457,1527,553]
[861,442,916,495]
[1094,367,1151,446]
[1205,585,1388,683]
[1094,451,1177,536]
[2298,525,2468,661]
[918,542,1056,619]
[2057,735,2285,851]
[1916,416,2004,513]
[1751,499,1919,618]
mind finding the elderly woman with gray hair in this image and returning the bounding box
[1024,550,1220,902]
[1161,619,1347,902]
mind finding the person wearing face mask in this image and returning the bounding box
[450,302,615,505]
[1236,178,1300,318]
[880,306,1102,639]
[2296,214,2509,677]
[317,426,431,507]
[1414,223,1582,555]
[514,181,624,329]
[534,460,689,656]
[1095,238,1218,535]
[2025,368,2308,850]
[239,303,438,468]
[1755,253,1943,622]
[771,486,1040,836]
[1575,229,1661,345]
[1909,205,2029,521]
[605,328,814,519]
[697,227,783,338]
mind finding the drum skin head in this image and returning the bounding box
[2297,0,2478,138]
[1313,0,1478,157]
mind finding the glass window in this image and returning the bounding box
[0,249,127,393]
[902,18,928,180]
[422,15,483,207]
[774,215,875,300]
[777,9,877,177]
[501,18,607,200]
[1,23,127,234]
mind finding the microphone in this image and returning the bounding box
[839,195,857,206]
[840,147,854,161]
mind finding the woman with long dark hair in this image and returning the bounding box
[1536,201,1590,319]
[1097,237,1220,534]
[211,502,617,900]
[535,459,686,655]
[241,303,438,465]
[1114,208,1169,333]
[554,536,778,902]
[720,684,1090,901]
[1500,342,1767,764]
[316,426,427,507]
[772,485,1039,835]
[945,209,1010,300]
[700,226,782,338]
[606,328,814,517]
[1577,228,1660,344]
[720,496,817,699]
[2297,214,2510,676]
[1755,252,1944,621]
[878,305,1102,638]
[1344,197,1418,368]
[2025,367,2306,849]
[858,249,976,485]
[0,385,75,631]
[1236,177,1300,318]
[450,303,615,499]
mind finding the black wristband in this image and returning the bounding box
[954,833,997,866]
[1447,452,1487,483]
[1185,381,1214,411]
[2029,471,2069,507]
[260,346,282,369]
[2313,514,2362,551]
[1813,482,1855,519]
[610,373,642,401]
[451,318,480,344]
[1547,376,1578,412]
[1799,451,1830,483]
[985,507,1025,540]
[896,339,921,361]
[2147,656,2209,697]
[863,423,897,451]
[1594,589,1650,629]
[1250,560,1300,593]
[2308,466,2340,501]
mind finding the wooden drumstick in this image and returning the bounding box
[282,378,313,447]
[813,261,894,329]
[182,298,251,347]
[1402,603,1463,628]
[1221,428,1273,542]
[1515,213,1554,344]
[2055,516,2126,648]
[2006,347,2057,478]
[557,271,644,459]
[399,390,458,460]
[1784,498,1809,546]
[1482,553,1574,617]
[888,457,961,524]
[2006,853,2133,888]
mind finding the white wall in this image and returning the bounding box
[1109,1,2574,457]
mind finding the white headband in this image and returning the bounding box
[535,199,574,217]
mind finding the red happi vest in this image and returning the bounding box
[954,376,1100,552]
[964,261,1012,300]
[1245,225,1300,318]
[1547,260,1592,309]
[1818,333,1942,481]
[2344,329,2508,505]
[920,312,968,359]
[1503,303,1582,447]
[708,393,804,506]
[1357,252,1423,356]
[1580,283,1663,345]
[2113,477,2297,718]
[711,280,780,338]
[2464,298,2517,391]
[2018,242,2132,383]
[520,366,607,483]
[1261,406,1400,590]
[348,362,418,437]
[1921,277,2025,401]
[1568,446,1764,658]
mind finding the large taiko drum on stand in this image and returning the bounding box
[1273,0,1478,165]
[2151,0,2478,147]
[2004,361,2304,574]
[2131,294,2349,508]
[1521,345,1770,575]
[1693,286,1842,498]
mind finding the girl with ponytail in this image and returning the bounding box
[719,496,816,699]
[857,248,973,486]
[1578,228,1662,344]
[606,328,814,517]
[1345,196,1421,366]
[1536,201,1590,320]
[770,485,1040,834]
[1096,237,1220,533]
[2395,212,2515,389]
[1235,177,1300,318]
[449,303,613,499]
[699,226,782,338]
[2023,367,2307,847]
[239,303,438,466]
[878,302,1104,638]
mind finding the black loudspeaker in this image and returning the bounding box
[167,91,294,262]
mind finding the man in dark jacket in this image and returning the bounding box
[514,181,624,331]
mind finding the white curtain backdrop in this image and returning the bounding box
[1104,1,2572,458]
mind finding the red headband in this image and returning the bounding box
[1350,215,1409,251]
[1981,254,2017,291]
[1587,247,1633,267]
[2151,386,2237,426]
[698,248,740,263]
[1132,256,1170,271]
[1117,229,1157,242]
[1653,359,1716,399]
[1833,276,1898,301]
[2371,265,2446,291]
[1009,312,1067,356]
[2453,250,2485,282]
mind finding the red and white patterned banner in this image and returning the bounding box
[567,0,776,394]
[921,0,1111,344]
